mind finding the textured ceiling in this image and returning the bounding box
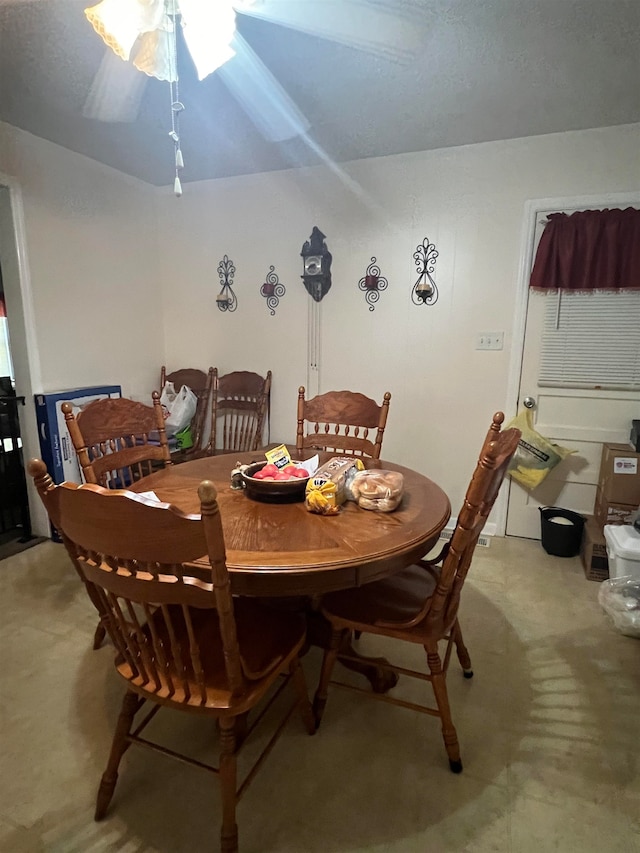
[0,0,638,187]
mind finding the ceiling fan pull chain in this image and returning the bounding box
[168,0,184,196]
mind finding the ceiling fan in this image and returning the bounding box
[75,0,423,133]
[2,0,423,189]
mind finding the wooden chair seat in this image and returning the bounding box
[118,599,307,712]
[319,563,440,638]
[314,412,521,780]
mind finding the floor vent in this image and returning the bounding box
[438,530,491,548]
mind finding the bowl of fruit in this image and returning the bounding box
[241,461,311,503]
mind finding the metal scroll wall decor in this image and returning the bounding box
[260,265,286,315]
[412,237,439,306]
[216,254,238,312]
[358,256,388,311]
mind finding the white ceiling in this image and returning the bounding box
[0,0,638,187]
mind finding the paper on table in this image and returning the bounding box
[298,455,319,476]
[136,490,161,502]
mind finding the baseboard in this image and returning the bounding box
[438,519,496,548]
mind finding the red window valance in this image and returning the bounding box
[529,207,640,293]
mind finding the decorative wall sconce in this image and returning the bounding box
[301,226,332,302]
[260,265,286,315]
[412,237,439,306]
[216,254,237,312]
[358,257,388,311]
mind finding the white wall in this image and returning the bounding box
[0,122,163,534]
[0,123,163,396]
[157,123,640,515]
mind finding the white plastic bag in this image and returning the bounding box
[598,577,640,638]
[160,381,197,436]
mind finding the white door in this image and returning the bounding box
[505,203,640,540]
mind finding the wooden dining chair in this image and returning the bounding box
[313,412,521,775]
[62,393,172,488]
[62,393,172,649]
[296,387,391,459]
[206,369,271,455]
[160,365,215,457]
[27,458,315,853]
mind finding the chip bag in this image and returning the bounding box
[264,443,293,469]
[506,408,575,490]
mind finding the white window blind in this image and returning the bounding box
[539,291,640,390]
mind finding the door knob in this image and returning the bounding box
[523,396,536,409]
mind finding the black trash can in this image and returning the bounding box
[539,506,585,557]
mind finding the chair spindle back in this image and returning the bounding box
[296,387,391,459]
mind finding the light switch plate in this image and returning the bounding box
[476,332,504,350]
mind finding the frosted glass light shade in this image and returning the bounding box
[85,0,240,82]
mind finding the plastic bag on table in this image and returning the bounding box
[348,469,404,512]
[506,408,576,490]
[160,381,197,437]
[598,576,640,638]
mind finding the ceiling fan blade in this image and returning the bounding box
[235,0,422,63]
[217,33,309,142]
[82,47,147,123]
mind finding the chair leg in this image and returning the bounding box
[424,643,463,774]
[313,627,344,727]
[452,619,473,678]
[93,619,107,650]
[82,578,108,650]
[95,690,140,820]
[218,716,239,853]
[289,656,317,735]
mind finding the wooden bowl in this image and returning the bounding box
[241,461,310,503]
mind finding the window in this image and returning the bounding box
[539,291,640,390]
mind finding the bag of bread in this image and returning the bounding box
[305,457,364,515]
[349,469,404,512]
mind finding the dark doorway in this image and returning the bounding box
[0,263,34,554]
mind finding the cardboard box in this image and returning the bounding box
[594,486,638,528]
[34,385,121,540]
[597,442,640,505]
[581,517,609,582]
[34,385,122,484]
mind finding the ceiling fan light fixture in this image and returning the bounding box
[85,0,167,64]
[132,26,178,81]
[83,0,265,192]
[85,0,244,83]
[179,0,237,80]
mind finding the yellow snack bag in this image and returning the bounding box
[265,444,293,470]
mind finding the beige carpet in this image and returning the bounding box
[0,536,638,852]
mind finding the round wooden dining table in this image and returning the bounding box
[132,452,450,597]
